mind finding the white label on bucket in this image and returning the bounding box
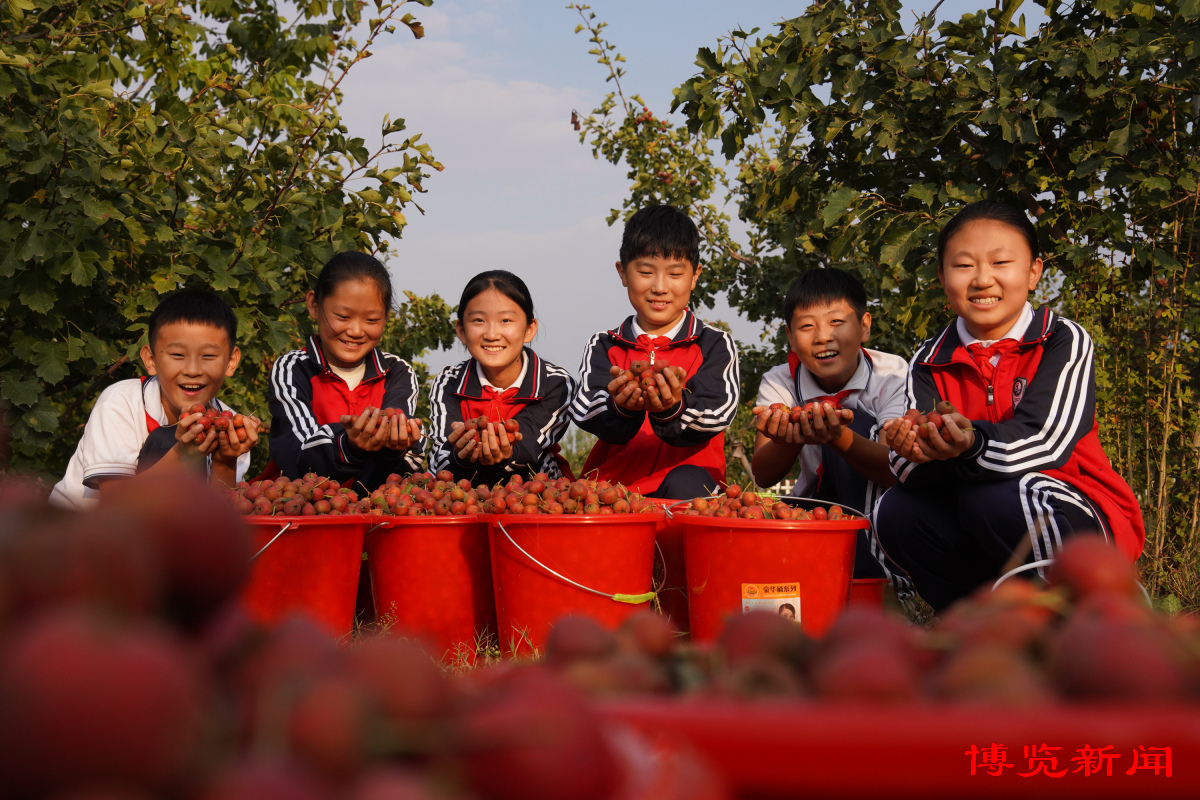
[741,583,801,624]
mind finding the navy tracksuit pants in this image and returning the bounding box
[873,472,1109,612]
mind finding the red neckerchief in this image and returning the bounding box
[786,355,857,405]
[479,385,520,424]
[966,339,1020,383]
[636,334,672,353]
[808,388,855,407]
[140,376,161,431]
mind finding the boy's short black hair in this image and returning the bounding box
[148,290,238,350]
[619,204,700,269]
[781,269,868,324]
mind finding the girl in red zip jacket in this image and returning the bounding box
[428,270,576,486]
[267,252,424,487]
[874,201,1144,611]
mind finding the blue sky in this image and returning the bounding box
[337,1,1048,374]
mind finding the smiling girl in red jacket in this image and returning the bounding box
[268,252,424,487]
[428,270,576,485]
[874,201,1144,611]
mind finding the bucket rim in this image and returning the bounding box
[243,514,375,527]
[677,513,870,532]
[371,514,490,528]
[476,511,664,526]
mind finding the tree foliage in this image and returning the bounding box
[0,0,455,474]
[574,0,1200,605]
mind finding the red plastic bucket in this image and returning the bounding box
[483,513,662,657]
[681,514,867,642]
[240,515,368,639]
[364,516,496,663]
[848,577,889,607]
[649,499,690,636]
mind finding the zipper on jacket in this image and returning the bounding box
[986,384,994,405]
[649,350,657,365]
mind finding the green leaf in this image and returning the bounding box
[1106,125,1130,155]
[5,0,34,21]
[0,377,39,408]
[31,343,69,384]
[879,221,930,269]
[66,252,97,286]
[18,275,55,314]
[1182,0,1200,21]
[820,186,858,228]
[905,183,936,205]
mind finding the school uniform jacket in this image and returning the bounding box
[427,349,576,485]
[889,307,1145,561]
[570,310,740,493]
[268,335,423,483]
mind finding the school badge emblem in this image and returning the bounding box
[1012,377,1028,407]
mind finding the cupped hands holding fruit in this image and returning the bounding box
[338,406,422,453]
[751,401,855,447]
[881,399,975,462]
[608,358,687,414]
[447,415,524,466]
[178,405,260,458]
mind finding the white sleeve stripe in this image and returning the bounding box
[534,372,576,446]
[381,353,421,417]
[569,333,607,418]
[428,366,457,456]
[979,320,1091,469]
[679,330,740,428]
[575,403,613,423]
[272,351,321,443]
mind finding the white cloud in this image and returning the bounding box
[333,2,770,376]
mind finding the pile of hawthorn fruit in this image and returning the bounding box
[672,484,852,521]
[227,471,661,517]
[0,469,726,800]
[183,403,248,444]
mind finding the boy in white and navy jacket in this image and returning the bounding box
[51,291,255,509]
[752,269,909,585]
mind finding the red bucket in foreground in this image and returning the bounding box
[483,512,662,657]
[682,514,866,642]
[365,516,496,663]
[598,700,1200,799]
[240,515,367,639]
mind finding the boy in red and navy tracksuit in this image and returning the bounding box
[570,205,740,499]
[874,201,1144,611]
[268,334,423,486]
[428,346,576,485]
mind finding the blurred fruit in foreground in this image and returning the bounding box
[0,610,208,796]
[101,468,250,628]
[453,666,623,800]
[1046,534,1142,601]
